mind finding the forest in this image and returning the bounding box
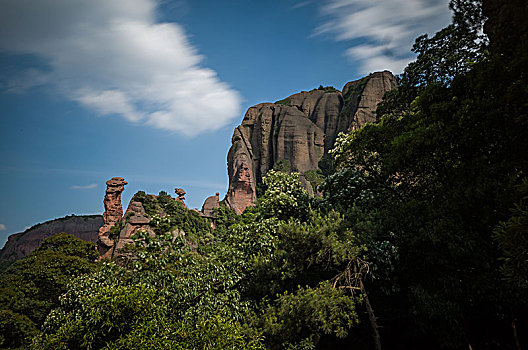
[1,0,527,348]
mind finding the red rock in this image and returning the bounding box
[226,72,397,214]
[97,177,127,258]
[201,192,220,218]
[113,200,155,255]
[175,188,187,207]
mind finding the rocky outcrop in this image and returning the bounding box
[226,139,258,214]
[113,200,155,253]
[343,71,398,131]
[226,71,397,214]
[0,215,102,260]
[175,188,187,207]
[97,177,127,258]
[201,193,220,218]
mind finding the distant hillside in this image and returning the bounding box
[0,214,103,260]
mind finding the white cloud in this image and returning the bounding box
[70,184,98,190]
[0,0,241,136]
[75,90,143,123]
[0,224,6,231]
[4,69,50,93]
[345,45,412,74]
[292,1,312,9]
[315,0,452,74]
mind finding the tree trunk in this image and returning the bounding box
[360,278,382,350]
[512,313,522,350]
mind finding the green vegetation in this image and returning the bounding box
[1,1,527,348]
[272,159,291,173]
[108,219,124,239]
[303,169,324,193]
[0,233,98,349]
[324,0,528,347]
[131,190,158,216]
[274,97,291,106]
[132,190,211,237]
[315,85,339,93]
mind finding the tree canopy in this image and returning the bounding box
[1,0,527,348]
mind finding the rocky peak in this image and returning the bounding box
[343,71,398,131]
[226,71,397,214]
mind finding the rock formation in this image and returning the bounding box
[175,188,187,207]
[113,200,155,253]
[97,177,127,258]
[201,192,220,218]
[0,215,103,260]
[226,71,397,214]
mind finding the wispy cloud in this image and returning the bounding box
[0,0,241,136]
[70,184,98,190]
[0,224,6,231]
[314,0,451,74]
[292,1,312,9]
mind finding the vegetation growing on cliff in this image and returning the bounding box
[274,97,291,106]
[133,190,211,237]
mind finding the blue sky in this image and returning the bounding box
[0,0,451,247]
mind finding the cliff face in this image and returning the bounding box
[0,215,103,260]
[226,71,397,214]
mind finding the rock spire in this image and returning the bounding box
[97,177,127,258]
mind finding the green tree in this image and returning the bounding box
[34,228,265,349]
[259,170,310,221]
[325,0,528,347]
[0,233,98,348]
[494,178,528,288]
[261,281,360,349]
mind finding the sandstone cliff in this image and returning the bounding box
[226,71,397,214]
[0,215,103,260]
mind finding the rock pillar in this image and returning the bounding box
[97,177,127,258]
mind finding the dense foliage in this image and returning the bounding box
[0,233,98,348]
[1,0,527,348]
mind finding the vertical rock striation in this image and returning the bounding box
[226,71,397,214]
[97,177,127,258]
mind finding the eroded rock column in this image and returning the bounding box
[97,177,127,258]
